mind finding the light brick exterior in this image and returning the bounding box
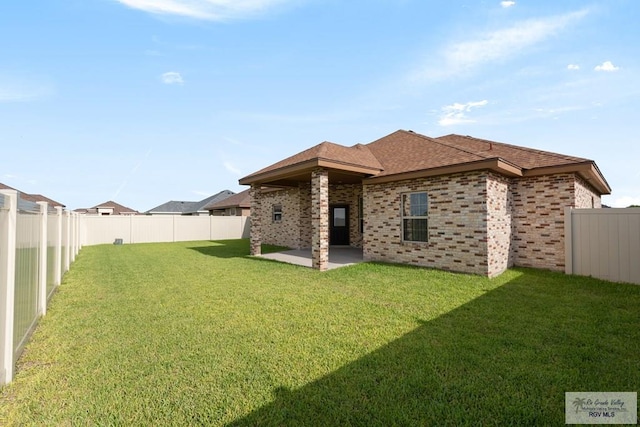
[364,171,491,275]
[259,187,303,249]
[249,184,262,256]
[311,168,329,271]
[487,172,513,276]
[253,170,602,277]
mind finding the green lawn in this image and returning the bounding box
[1,239,638,426]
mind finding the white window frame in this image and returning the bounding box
[401,192,429,243]
[272,204,282,222]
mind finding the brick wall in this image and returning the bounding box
[363,171,491,275]
[575,175,602,208]
[299,183,312,248]
[511,174,572,271]
[260,187,303,249]
[254,170,602,275]
[260,183,363,249]
[511,173,601,271]
[486,172,514,276]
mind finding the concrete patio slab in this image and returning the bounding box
[259,247,364,270]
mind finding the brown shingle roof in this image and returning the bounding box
[0,183,66,207]
[77,200,139,215]
[240,141,383,184]
[21,194,65,208]
[435,134,590,169]
[239,130,611,194]
[204,189,251,210]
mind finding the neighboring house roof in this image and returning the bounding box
[239,130,611,195]
[146,200,197,215]
[20,193,65,208]
[0,182,66,208]
[204,189,251,211]
[76,200,139,215]
[146,190,236,215]
[184,190,235,214]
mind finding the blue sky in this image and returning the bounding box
[1,0,638,210]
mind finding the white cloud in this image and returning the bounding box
[115,0,291,21]
[501,1,516,8]
[567,64,580,70]
[594,61,619,72]
[223,161,242,176]
[438,100,488,126]
[414,9,588,81]
[161,71,184,85]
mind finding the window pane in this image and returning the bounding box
[410,193,428,216]
[333,207,346,227]
[273,205,282,222]
[403,193,428,217]
[403,219,428,242]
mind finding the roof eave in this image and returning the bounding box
[523,162,612,195]
[364,158,522,184]
[239,158,382,185]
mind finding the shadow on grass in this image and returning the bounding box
[227,269,640,426]
[187,239,288,259]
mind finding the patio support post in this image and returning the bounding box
[249,184,262,256]
[311,168,329,271]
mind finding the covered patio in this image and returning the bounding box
[239,141,383,271]
[259,246,364,270]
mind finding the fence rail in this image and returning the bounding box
[565,207,640,285]
[1,190,80,385]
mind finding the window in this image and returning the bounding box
[272,204,282,222]
[402,192,428,242]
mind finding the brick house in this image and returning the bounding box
[239,130,610,276]
[204,189,251,216]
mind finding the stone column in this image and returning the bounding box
[249,184,262,256]
[311,168,329,271]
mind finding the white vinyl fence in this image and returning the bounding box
[565,207,640,285]
[0,190,80,385]
[81,215,250,246]
[1,201,249,386]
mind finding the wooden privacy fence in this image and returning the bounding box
[81,215,250,246]
[565,207,640,285]
[0,189,80,385]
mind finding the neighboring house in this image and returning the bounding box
[145,200,199,215]
[76,201,139,216]
[146,190,235,216]
[239,130,611,276]
[204,189,251,216]
[0,182,66,210]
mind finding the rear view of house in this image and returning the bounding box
[240,130,610,276]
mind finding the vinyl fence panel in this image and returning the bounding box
[565,208,640,285]
[174,216,211,242]
[0,192,80,385]
[131,215,174,243]
[81,215,250,246]
[13,203,41,361]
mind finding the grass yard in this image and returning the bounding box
[1,239,638,426]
